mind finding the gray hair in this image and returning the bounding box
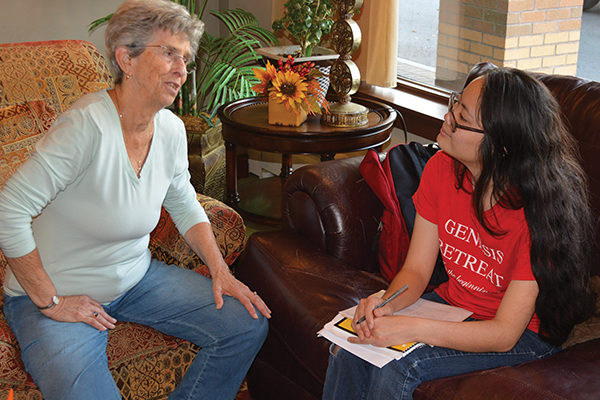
[105,0,204,84]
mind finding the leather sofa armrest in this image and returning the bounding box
[282,156,383,273]
[149,194,246,277]
[414,338,600,400]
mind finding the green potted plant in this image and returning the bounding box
[256,0,336,64]
[89,1,276,200]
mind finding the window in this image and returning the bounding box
[396,0,599,93]
[396,0,439,88]
[578,5,599,80]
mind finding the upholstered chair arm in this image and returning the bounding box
[282,156,383,273]
[149,194,246,277]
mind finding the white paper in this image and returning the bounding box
[318,291,472,368]
[318,316,399,368]
[339,292,473,322]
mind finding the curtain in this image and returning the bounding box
[271,0,398,88]
[354,0,398,88]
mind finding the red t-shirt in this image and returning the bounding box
[413,151,539,333]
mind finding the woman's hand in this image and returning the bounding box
[349,315,419,348]
[183,223,271,320]
[41,295,117,331]
[352,293,394,340]
[211,265,271,320]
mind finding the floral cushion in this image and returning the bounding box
[0,100,58,189]
[0,40,113,111]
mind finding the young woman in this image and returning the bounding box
[323,67,595,400]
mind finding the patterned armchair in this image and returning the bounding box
[0,40,246,399]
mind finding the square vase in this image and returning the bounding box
[268,97,307,127]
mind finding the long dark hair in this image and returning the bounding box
[456,67,596,345]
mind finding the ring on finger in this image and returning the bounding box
[93,311,99,318]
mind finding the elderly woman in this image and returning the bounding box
[0,1,269,399]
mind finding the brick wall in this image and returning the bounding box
[436,0,583,87]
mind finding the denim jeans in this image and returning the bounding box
[4,259,268,400]
[322,292,559,400]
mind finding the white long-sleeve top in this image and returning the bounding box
[0,90,208,303]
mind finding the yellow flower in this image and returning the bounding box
[270,70,308,115]
[250,58,327,116]
[251,61,277,95]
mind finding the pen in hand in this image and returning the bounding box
[355,284,409,324]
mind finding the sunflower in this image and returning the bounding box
[251,58,327,118]
[251,61,277,95]
[269,69,309,115]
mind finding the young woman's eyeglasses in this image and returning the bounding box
[142,45,194,73]
[448,91,485,134]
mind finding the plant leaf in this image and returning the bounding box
[88,14,113,33]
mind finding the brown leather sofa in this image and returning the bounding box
[236,73,600,399]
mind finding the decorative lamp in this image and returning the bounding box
[321,0,368,127]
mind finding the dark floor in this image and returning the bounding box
[245,218,278,238]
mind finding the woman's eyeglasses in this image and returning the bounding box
[448,91,485,134]
[140,45,194,73]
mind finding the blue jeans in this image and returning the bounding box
[4,259,268,400]
[322,292,559,400]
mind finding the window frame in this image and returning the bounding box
[357,77,448,141]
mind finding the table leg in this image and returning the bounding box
[225,141,240,206]
[280,153,293,178]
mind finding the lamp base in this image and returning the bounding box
[321,101,369,127]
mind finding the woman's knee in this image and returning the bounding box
[199,297,268,352]
[235,309,268,349]
[253,313,268,343]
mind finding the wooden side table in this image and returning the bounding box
[218,95,396,223]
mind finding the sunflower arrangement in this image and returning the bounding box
[252,56,328,118]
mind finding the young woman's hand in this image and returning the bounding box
[349,315,419,348]
[351,293,395,340]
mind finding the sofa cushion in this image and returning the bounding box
[414,338,600,400]
[106,322,199,398]
[0,100,58,189]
